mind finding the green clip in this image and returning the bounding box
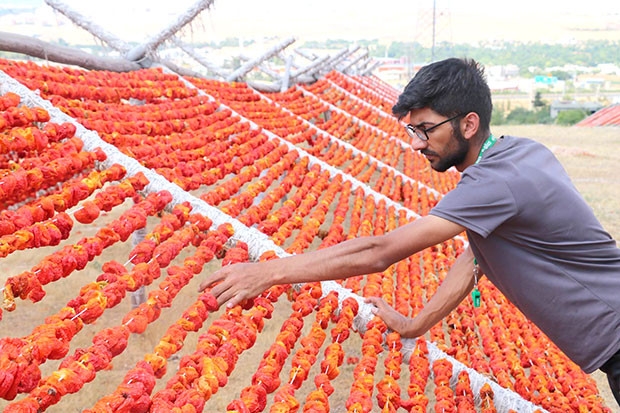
[472,258,481,308]
[472,289,481,308]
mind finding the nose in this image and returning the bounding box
[409,137,428,151]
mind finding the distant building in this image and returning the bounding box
[550,100,603,119]
[487,64,520,78]
[486,64,522,92]
[373,57,419,85]
[597,63,620,76]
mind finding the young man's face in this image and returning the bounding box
[406,108,469,172]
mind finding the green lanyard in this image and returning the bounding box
[475,134,497,164]
[471,134,496,307]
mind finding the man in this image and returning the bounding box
[199,58,620,405]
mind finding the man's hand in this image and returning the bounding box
[198,262,273,309]
[365,246,477,339]
[364,296,419,338]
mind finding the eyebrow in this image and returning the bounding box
[413,121,433,129]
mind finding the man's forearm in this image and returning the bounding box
[201,214,467,309]
[400,247,476,338]
[269,235,389,284]
[270,215,466,286]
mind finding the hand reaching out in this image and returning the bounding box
[198,262,273,310]
[364,296,417,338]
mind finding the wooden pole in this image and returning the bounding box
[0,31,141,72]
[280,54,294,92]
[353,57,374,75]
[342,49,369,74]
[124,0,215,62]
[44,0,129,51]
[290,55,329,80]
[332,46,360,71]
[247,80,281,93]
[45,0,214,64]
[313,47,351,76]
[172,36,228,79]
[158,59,207,79]
[295,48,318,62]
[359,60,382,76]
[278,52,299,71]
[226,37,295,82]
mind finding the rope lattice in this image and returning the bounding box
[0,58,610,412]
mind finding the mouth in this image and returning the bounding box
[422,151,437,161]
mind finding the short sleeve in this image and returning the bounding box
[429,167,517,238]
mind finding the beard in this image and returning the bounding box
[424,127,469,172]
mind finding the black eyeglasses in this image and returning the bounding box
[404,113,464,141]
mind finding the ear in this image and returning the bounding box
[461,112,480,140]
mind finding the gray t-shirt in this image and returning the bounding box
[430,135,620,373]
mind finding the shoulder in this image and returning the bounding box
[465,135,555,178]
[491,135,554,158]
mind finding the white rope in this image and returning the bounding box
[0,70,283,261]
[327,73,394,112]
[166,65,470,247]
[297,83,419,156]
[255,87,445,202]
[428,341,547,413]
[166,70,424,224]
[130,226,148,308]
[0,69,545,412]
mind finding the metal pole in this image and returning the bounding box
[432,0,436,62]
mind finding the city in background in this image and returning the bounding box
[2,0,619,125]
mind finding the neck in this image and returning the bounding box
[459,133,494,172]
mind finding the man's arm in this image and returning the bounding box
[199,215,465,309]
[365,246,478,338]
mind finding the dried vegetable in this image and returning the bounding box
[0,57,612,412]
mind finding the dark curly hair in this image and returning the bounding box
[392,58,492,134]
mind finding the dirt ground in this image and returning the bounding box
[0,124,619,412]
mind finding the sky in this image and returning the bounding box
[2,0,620,46]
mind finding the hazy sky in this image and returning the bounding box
[6,0,620,45]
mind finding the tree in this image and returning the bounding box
[532,92,546,108]
[556,110,588,126]
[491,108,506,125]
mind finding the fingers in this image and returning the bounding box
[197,265,249,309]
[199,286,249,312]
[197,279,211,293]
[197,274,217,292]
[212,283,240,308]
[364,296,386,310]
[224,293,248,309]
[363,296,401,329]
[364,296,380,304]
[198,262,268,310]
[197,266,229,292]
